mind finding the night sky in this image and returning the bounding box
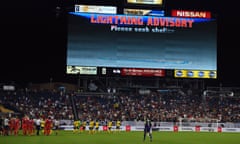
[1,0,239,87]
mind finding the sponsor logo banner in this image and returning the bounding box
[175,69,217,79]
[171,10,211,18]
[67,66,97,75]
[121,68,165,77]
[75,5,117,14]
[124,8,164,16]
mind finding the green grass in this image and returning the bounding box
[1,130,240,144]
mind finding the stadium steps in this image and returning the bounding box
[70,95,79,120]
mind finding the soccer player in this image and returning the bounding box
[22,116,28,136]
[9,117,15,135]
[88,119,95,134]
[44,117,52,136]
[107,120,113,133]
[13,116,20,136]
[73,119,80,134]
[116,120,121,133]
[143,119,152,142]
[27,118,35,136]
[94,120,99,133]
[40,118,45,134]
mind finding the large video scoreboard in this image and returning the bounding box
[66,0,217,79]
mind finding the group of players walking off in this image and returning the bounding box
[1,115,59,136]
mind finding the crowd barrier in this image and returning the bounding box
[58,120,240,133]
[59,125,240,133]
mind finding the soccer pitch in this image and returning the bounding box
[1,131,240,144]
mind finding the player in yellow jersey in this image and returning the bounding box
[88,120,95,134]
[94,120,99,133]
[73,120,80,134]
[116,120,121,133]
[107,120,113,133]
[40,119,45,134]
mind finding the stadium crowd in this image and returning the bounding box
[74,89,240,123]
[0,85,239,124]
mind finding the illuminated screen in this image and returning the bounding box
[66,12,217,76]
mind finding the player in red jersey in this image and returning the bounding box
[9,117,15,135]
[27,118,35,135]
[22,116,28,135]
[13,116,21,136]
[44,117,52,136]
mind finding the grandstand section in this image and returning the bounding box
[1,81,240,134]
